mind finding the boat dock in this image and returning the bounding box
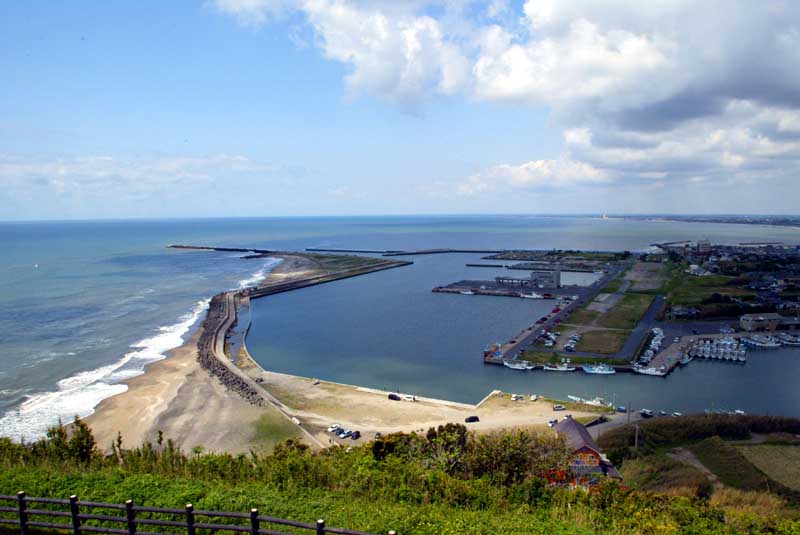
[433,280,584,299]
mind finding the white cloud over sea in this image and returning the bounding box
[215,0,800,204]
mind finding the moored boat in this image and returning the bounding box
[582,364,616,375]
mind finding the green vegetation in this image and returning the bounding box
[738,444,800,492]
[602,277,625,294]
[575,330,630,354]
[563,306,600,326]
[303,253,387,271]
[690,437,770,492]
[596,293,654,330]
[598,414,800,464]
[659,263,752,305]
[620,453,712,497]
[4,418,800,534]
[251,411,304,451]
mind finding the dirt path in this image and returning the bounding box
[668,447,722,489]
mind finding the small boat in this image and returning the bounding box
[582,364,616,375]
[520,292,544,299]
[640,409,654,418]
[543,363,576,372]
[459,290,475,295]
[671,412,683,417]
[658,410,668,416]
[679,353,693,365]
[503,360,532,371]
[632,364,667,377]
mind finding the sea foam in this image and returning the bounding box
[0,299,209,441]
[0,257,282,441]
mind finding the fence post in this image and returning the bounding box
[249,508,259,535]
[316,519,325,535]
[185,504,195,535]
[125,500,136,535]
[16,491,28,535]
[70,495,81,535]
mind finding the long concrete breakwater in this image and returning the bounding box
[193,254,413,423]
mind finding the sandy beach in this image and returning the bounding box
[87,253,602,454]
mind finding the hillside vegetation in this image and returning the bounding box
[1,418,800,534]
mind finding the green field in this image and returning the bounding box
[574,329,630,354]
[660,264,752,305]
[620,453,711,495]
[251,411,304,452]
[690,437,769,492]
[738,444,800,492]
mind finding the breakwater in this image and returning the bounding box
[195,255,413,407]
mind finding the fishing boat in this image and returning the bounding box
[679,353,693,365]
[582,364,616,375]
[459,290,475,295]
[503,360,533,371]
[543,361,576,372]
[632,364,667,377]
[520,292,544,299]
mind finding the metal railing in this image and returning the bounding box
[0,493,395,535]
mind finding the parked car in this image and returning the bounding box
[547,419,558,427]
[388,393,401,401]
[350,431,361,440]
[553,404,566,411]
[464,415,480,423]
[337,429,353,439]
[327,424,341,432]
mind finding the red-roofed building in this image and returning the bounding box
[553,417,621,485]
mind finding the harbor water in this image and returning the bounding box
[2,215,800,439]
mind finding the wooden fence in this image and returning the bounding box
[0,493,395,535]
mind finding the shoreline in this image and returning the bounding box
[86,252,605,453]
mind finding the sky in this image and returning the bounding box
[2,0,800,220]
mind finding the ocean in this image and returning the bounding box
[2,215,800,439]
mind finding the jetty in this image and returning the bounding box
[306,247,505,256]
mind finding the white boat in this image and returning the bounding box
[632,364,667,377]
[543,363,576,372]
[520,292,544,299]
[503,360,533,371]
[582,364,616,375]
[459,290,474,295]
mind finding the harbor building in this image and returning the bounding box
[529,265,561,288]
[740,313,783,332]
[552,417,621,485]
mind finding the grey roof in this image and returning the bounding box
[554,417,601,453]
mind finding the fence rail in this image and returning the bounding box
[0,493,394,535]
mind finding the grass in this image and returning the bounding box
[251,411,304,452]
[690,437,769,492]
[602,277,625,294]
[574,330,630,354]
[656,262,753,305]
[596,293,654,329]
[737,444,800,492]
[620,453,711,496]
[562,307,600,326]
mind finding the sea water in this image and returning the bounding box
[2,215,800,438]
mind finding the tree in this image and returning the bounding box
[68,416,97,464]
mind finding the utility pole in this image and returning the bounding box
[634,423,640,450]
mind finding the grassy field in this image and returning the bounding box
[251,411,304,452]
[562,306,600,325]
[738,444,800,492]
[595,293,654,329]
[658,264,752,305]
[690,437,770,492]
[574,329,630,354]
[621,453,711,496]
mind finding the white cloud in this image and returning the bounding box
[0,154,271,198]
[458,157,608,195]
[213,0,800,201]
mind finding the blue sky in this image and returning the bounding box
[2,1,800,219]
